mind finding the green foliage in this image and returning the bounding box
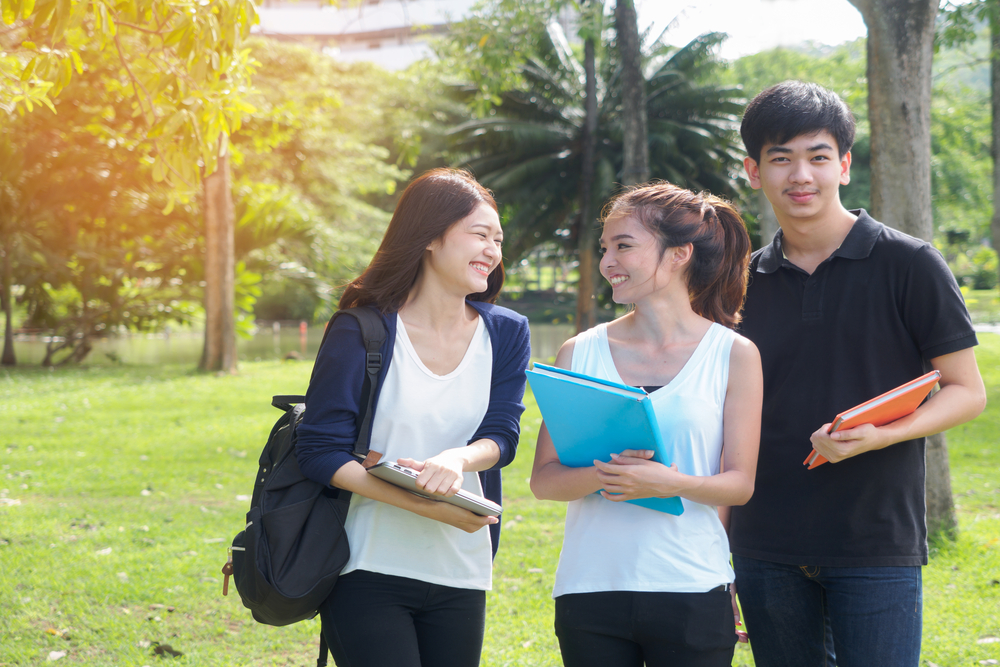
[0,0,258,363]
[0,0,258,196]
[931,2,995,245]
[233,260,261,339]
[434,0,571,116]
[942,238,999,290]
[253,278,322,322]
[448,21,744,265]
[931,89,993,238]
[1,34,431,362]
[935,1,991,93]
[938,0,998,52]
[0,44,207,365]
[233,38,441,317]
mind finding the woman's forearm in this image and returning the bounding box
[669,469,755,507]
[530,461,604,501]
[448,438,502,472]
[330,460,495,533]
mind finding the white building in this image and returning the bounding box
[255,0,480,71]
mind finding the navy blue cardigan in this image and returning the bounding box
[295,301,531,556]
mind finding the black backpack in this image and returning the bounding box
[222,307,387,663]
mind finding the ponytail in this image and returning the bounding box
[688,196,750,327]
[602,183,751,327]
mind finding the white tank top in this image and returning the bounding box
[342,314,494,590]
[552,321,736,596]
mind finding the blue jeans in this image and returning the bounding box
[732,555,922,667]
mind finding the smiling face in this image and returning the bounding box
[599,214,689,304]
[743,129,852,226]
[423,203,503,297]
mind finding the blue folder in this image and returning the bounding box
[526,363,684,515]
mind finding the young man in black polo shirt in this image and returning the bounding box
[728,81,987,666]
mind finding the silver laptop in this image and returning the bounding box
[367,462,502,517]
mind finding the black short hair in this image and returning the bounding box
[740,80,856,164]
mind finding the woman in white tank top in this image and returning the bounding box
[531,183,763,667]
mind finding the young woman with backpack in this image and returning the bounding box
[295,168,530,667]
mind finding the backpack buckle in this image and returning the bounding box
[366,352,381,372]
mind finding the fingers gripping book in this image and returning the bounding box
[526,363,684,516]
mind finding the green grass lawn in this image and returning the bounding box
[1,338,999,666]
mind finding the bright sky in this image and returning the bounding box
[635,0,868,60]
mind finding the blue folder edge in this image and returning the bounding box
[527,364,684,516]
[530,362,647,396]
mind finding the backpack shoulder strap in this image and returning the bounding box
[320,307,388,465]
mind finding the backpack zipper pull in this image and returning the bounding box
[222,547,234,596]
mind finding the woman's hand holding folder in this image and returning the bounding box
[595,450,687,502]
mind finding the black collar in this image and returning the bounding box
[756,209,883,275]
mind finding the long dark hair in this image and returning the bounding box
[602,182,751,328]
[339,168,504,312]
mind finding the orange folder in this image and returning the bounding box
[803,370,942,469]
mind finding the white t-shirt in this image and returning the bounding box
[342,314,495,590]
[552,322,736,597]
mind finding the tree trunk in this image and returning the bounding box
[200,151,238,373]
[576,35,599,334]
[849,0,956,539]
[925,432,957,538]
[615,0,649,186]
[1,237,15,366]
[851,0,937,239]
[991,1,1000,292]
[756,189,780,248]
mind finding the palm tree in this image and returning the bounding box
[449,23,744,329]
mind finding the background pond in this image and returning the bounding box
[9,322,575,367]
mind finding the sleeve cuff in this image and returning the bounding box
[923,331,978,361]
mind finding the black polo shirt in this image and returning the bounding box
[730,210,977,567]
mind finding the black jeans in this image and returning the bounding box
[319,569,486,667]
[554,588,736,667]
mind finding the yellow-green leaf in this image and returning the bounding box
[20,0,34,20]
[57,54,72,89]
[51,0,71,42]
[20,56,37,81]
[2,0,18,24]
[162,194,175,216]
[151,158,165,183]
[70,49,83,74]
[32,0,56,26]
[98,3,115,36]
[217,132,229,158]
[38,93,56,114]
[163,24,186,47]
[21,41,37,50]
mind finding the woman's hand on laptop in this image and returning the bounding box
[398,450,465,497]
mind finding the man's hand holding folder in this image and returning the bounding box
[804,370,942,469]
